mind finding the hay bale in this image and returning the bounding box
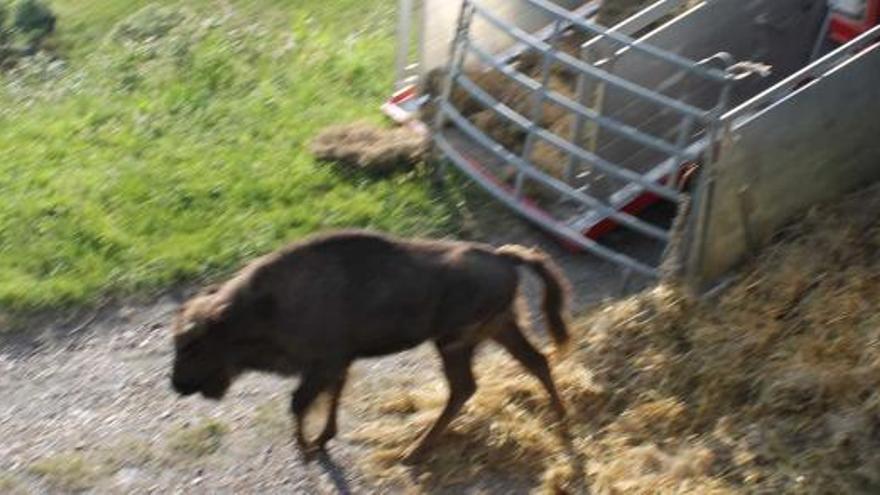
[420,63,574,125]
[503,74,574,128]
[530,115,574,181]
[418,67,524,122]
[469,109,525,154]
[417,58,578,202]
[309,121,426,175]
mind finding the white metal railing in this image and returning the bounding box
[725,23,880,124]
[432,0,739,278]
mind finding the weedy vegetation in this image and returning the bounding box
[0,0,454,312]
[28,452,102,491]
[165,418,229,460]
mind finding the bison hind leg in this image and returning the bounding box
[493,324,567,419]
[402,343,477,464]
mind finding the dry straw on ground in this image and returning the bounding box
[309,121,427,175]
[350,183,880,494]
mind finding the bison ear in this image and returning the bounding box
[253,294,278,320]
[172,312,201,337]
[206,301,231,323]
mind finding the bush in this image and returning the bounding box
[0,4,9,44]
[0,0,57,68]
[11,0,56,37]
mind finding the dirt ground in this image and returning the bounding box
[0,0,678,483]
[0,190,661,494]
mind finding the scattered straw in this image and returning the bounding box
[348,183,880,493]
[309,121,427,175]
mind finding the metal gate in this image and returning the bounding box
[429,0,745,280]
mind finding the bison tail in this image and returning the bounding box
[495,245,571,350]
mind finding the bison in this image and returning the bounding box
[170,230,571,462]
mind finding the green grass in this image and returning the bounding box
[165,418,228,459]
[28,452,102,491]
[0,0,456,311]
[21,437,156,491]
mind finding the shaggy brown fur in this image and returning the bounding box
[170,230,571,462]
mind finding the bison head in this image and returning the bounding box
[170,292,237,400]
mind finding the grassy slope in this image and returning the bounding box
[0,0,454,310]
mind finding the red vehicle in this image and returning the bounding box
[828,0,880,44]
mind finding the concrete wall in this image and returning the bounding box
[683,45,880,288]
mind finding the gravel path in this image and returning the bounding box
[0,206,666,494]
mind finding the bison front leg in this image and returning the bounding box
[402,343,476,464]
[314,368,348,449]
[290,362,348,460]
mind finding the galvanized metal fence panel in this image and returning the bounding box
[431,0,737,278]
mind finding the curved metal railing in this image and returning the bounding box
[432,0,738,279]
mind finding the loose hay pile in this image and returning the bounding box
[309,121,427,175]
[416,25,592,192]
[351,183,880,494]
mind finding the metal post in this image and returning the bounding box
[584,57,615,155]
[686,77,733,287]
[517,19,565,199]
[809,4,833,62]
[665,114,696,188]
[617,267,634,296]
[566,38,615,184]
[416,0,426,80]
[394,0,415,91]
[430,1,475,184]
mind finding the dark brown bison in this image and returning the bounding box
[170,230,571,462]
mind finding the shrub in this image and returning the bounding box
[0,4,9,45]
[11,0,56,37]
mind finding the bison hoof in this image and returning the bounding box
[555,405,568,421]
[314,430,336,450]
[295,435,324,463]
[300,444,323,462]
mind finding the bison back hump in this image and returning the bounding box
[271,232,444,357]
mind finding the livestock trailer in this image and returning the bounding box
[384,0,880,290]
